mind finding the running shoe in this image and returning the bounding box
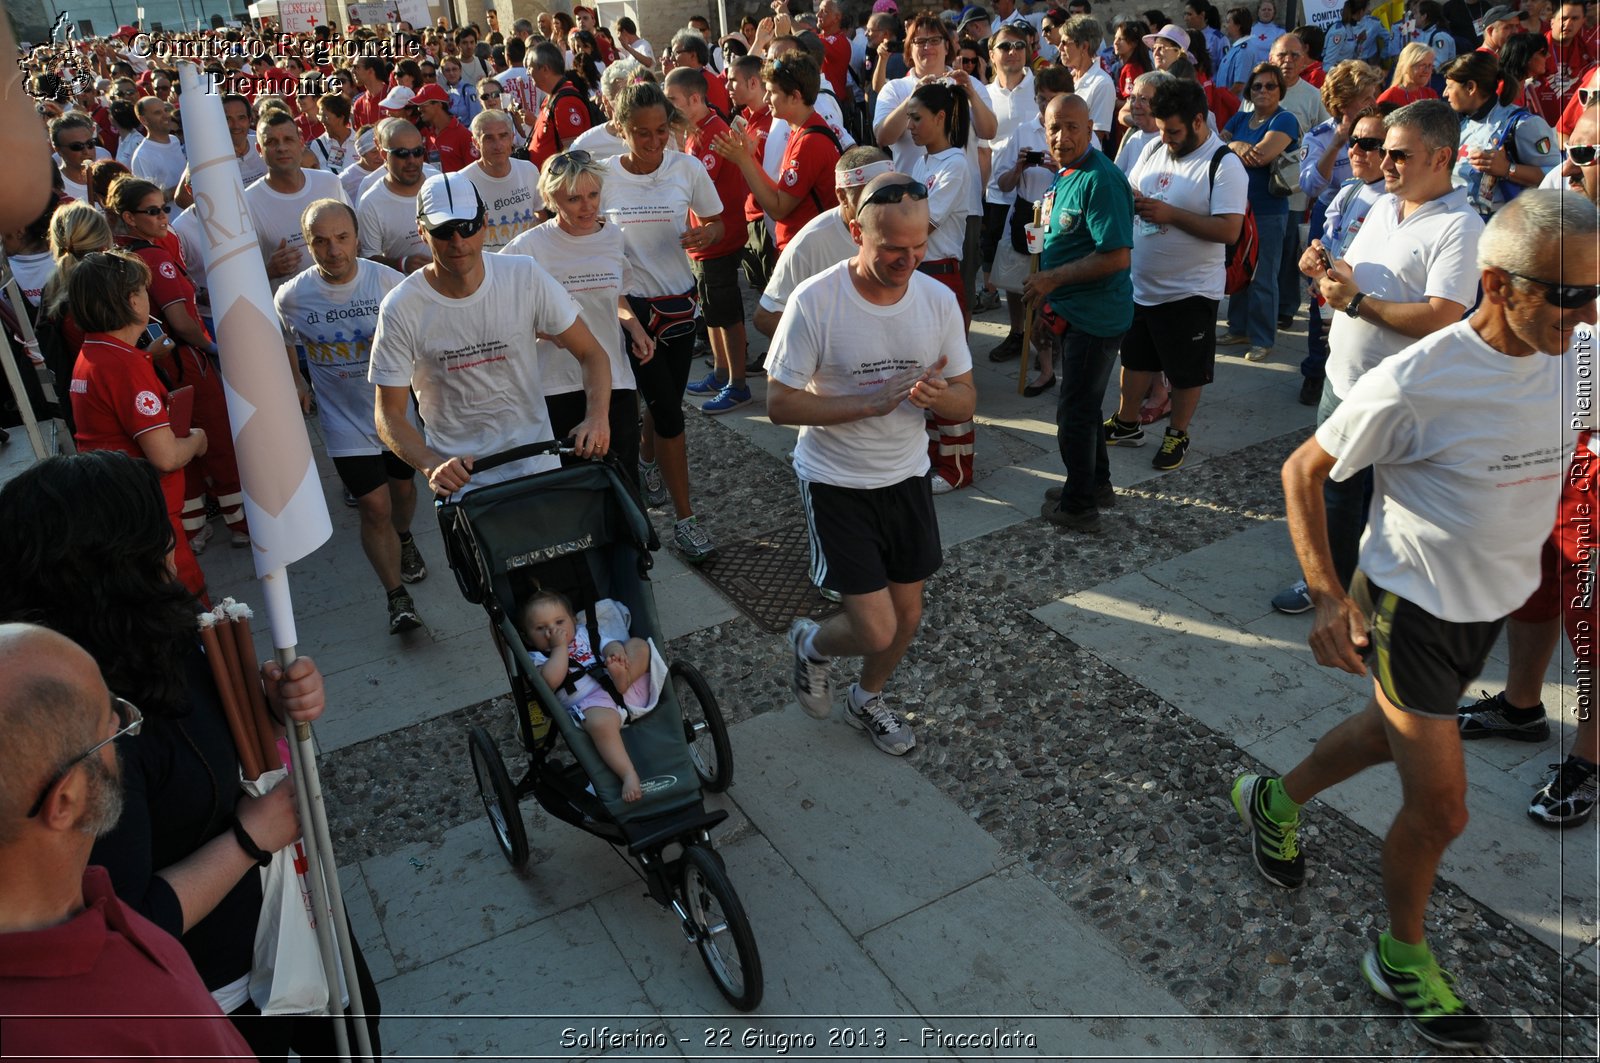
[399,536,428,583]
[188,522,213,556]
[1457,690,1550,742]
[973,287,1002,312]
[1529,756,1599,827]
[845,689,917,756]
[1103,416,1146,447]
[1218,332,1249,347]
[1045,483,1117,507]
[788,618,833,718]
[701,383,752,414]
[230,531,252,549]
[931,474,957,495]
[673,515,715,563]
[638,461,668,507]
[1231,773,1304,889]
[1360,945,1491,1049]
[1271,579,1314,615]
[686,372,726,396]
[1151,427,1189,471]
[1040,500,1102,533]
[388,592,422,635]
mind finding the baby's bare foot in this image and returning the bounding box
[620,770,642,802]
[605,655,631,689]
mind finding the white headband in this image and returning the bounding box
[837,159,893,188]
[356,127,377,155]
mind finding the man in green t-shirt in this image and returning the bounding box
[1023,94,1134,534]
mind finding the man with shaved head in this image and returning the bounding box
[0,624,254,1060]
[768,171,977,757]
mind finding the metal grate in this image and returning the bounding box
[694,524,842,634]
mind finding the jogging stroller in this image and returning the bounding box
[439,441,762,1010]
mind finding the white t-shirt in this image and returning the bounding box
[275,260,404,456]
[340,161,382,204]
[236,138,269,187]
[758,207,857,314]
[569,123,628,160]
[6,251,53,310]
[1127,133,1249,305]
[115,129,144,169]
[311,130,358,174]
[130,136,187,193]
[358,179,430,267]
[1318,319,1569,622]
[1071,64,1115,137]
[170,206,210,311]
[245,169,350,292]
[991,117,1056,209]
[983,71,1036,205]
[598,152,722,298]
[913,146,972,261]
[501,220,636,395]
[462,158,543,252]
[767,261,973,490]
[368,253,580,490]
[1114,128,1158,175]
[873,72,993,214]
[1326,187,1484,398]
[60,167,89,203]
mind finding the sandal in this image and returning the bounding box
[1138,397,1171,424]
[1023,374,1056,397]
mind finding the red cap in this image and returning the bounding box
[410,83,450,107]
[116,25,139,40]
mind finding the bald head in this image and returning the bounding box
[855,171,932,236]
[1044,93,1095,166]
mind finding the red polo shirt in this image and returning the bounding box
[351,90,385,129]
[774,111,840,250]
[428,116,480,172]
[820,31,853,100]
[686,112,749,260]
[530,87,593,166]
[741,106,774,224]
[1546,31,1596,110]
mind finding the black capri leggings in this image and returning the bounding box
[544,387,642,482]
[625,295,696,440]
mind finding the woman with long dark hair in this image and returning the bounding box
[1442,50,1558,218]
[0,449,380,1063]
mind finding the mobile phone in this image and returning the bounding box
[1316,247,1333,272]
[144,321,167,348]
[1022,149,1043,166]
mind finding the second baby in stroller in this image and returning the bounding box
[521,590,667,801]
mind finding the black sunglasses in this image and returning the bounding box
[1505,270,1600,309]
[27,696,142,818]
[547,148,593,177]
[1349,135,1384,152]
[59,139,97,152]
[388,146,428,159]
[862,178,930,208]
[129,204,174,216]
[1249,81,1280,92]
[426,215,485,241]
[994,40,1028,52]
[1379,147,1414,162]
[1568,143,1599,166]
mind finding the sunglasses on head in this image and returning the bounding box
[1505,270,1600,309]
[546,149,594,178]
[1349,135,1385,152]
[862,178,930,208]
[1568,143,1600,166]
[129,203,173,216]
[388,146,428,159]
[425,215,485,241]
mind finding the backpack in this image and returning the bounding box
[545,78,606,152]
[793,123,845,211]
[1208,145,1258,296]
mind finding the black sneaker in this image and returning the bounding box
[388,591,422,634]
[1360,945,1491,1049]
[399,536,428,583]
[1230,773,1304,889]
[1103,415,1145,447]
[987,331,1024,362]
[1298,375,1323,406]
[1529,756,1599,827]
[1044,483,1116,507]
[1151,427,1189,471]
[1457,690,1549,742]
[1040,499,1101,533]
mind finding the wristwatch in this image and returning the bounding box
[1343,291,1366,319]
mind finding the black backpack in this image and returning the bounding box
[793,123,845,211]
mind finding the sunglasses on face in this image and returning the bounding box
[59,139,96,152]
[1580,87,1598,106]
[1506,270,1600,309]
[994,40,1028,52]
[129,204,173,216]
[1349,135,1385,151]
[426,215,485,241]
[481,91,501,99]
[862,178,930,207]
[1568,143,1600,166]
[388,146,427,159]
[1380,147,1414,162]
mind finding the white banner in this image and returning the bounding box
[347,2,390,28]
[1302,0,1345,33]
[278,1,327,33]
[395,0,433,30]
[176,62,332,623]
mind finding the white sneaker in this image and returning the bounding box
[931,474,956,495]
[787,618,833,719]
[1245,346,1273,362]
[845,688,916,756]
[187,522,213,555]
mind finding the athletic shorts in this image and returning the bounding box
[1351,570,1504,718]
[1118,296,1219,390]
[799,474,942,595]
[331,451,414,498]
[692,250,745,328]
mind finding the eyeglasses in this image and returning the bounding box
[861,178,930,208]
[1249,81,1280,92]
[1505,270,1600,309]
[994,40,1028,52]
[129,204,173,216]
[1568,144,1600,166]
[959,55,980,65]
[26,696,142,818]
[388,146,428,159]
[426,215,485,240]
[1349,135,1385,152]
[481,91,502,100]
[1379,147,1414,162]
[1580,87,1598,107]
[911,35,946,47]
[546,149,593,177]
[59,139,97,152]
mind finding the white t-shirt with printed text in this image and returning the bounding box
[357,179,430,267]
[463,158,543,252]
[598,152,723,298]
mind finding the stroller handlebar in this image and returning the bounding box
[471,438,578,473]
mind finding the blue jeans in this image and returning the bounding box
[1227,210,1288,348]
[1278,209,1304,320]
[1054,328,1125,513]
[1300,203,1328,381]
[1316,380,1371,588]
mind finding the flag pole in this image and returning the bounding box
[175,60,368,1061]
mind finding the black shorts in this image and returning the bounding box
[979,201,1011,268]
[799,474,942,595]
[692,250,746,328]
[1119,296,1219,390]
[331,451,414,498]
[742,218,775,291]
[1350,571,1504,718]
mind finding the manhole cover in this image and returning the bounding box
[696,524,841,634]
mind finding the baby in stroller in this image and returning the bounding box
[521,590,665,801]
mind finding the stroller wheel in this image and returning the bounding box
[672,661,732,792]
[468,725,529,868]
[681,844,763,1011]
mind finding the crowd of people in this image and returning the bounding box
[2,0,1598,1056]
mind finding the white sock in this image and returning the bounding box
[848,683,880,710]
[800,625,825,661]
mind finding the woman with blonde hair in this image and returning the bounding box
[1378,42,1439,107]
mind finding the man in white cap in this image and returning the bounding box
[370,172,614,496]
[358,118,435,273]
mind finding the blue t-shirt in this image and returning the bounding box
[1038,148,1134,338]
[1223,107,1300,214]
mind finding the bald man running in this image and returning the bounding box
[768,171,977,756]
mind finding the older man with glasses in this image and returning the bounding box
[0,623,256,1062]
